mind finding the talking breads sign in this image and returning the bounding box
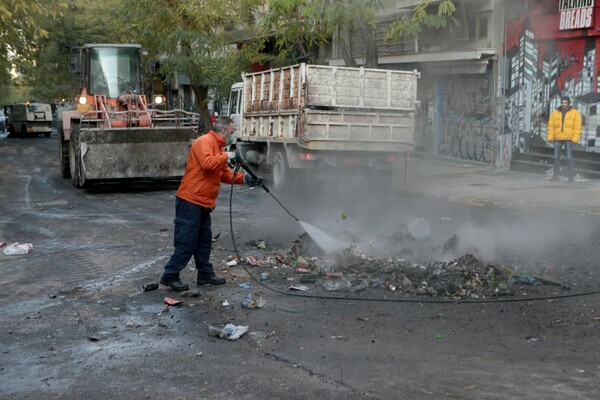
[559,0,595,30]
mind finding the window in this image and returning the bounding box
[478,17,488,39]
[467,15,489,40]
[591,105,597,116]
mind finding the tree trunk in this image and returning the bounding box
[192,84,212,132]
[359,18,378,68]
[339,27,357,68]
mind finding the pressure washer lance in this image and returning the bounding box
[234,150,300,222]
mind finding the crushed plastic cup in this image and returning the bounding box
[3,242,33,255]
[207,324,249,340]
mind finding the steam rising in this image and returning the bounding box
[239,169,595,276]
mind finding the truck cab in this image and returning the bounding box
[4,102,53,137]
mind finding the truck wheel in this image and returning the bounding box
[69,126,86,187]
[44,132,51,138]
[271,151,289,192]
[59,128,71,178]
[7,125,15,137]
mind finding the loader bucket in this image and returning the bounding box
[77,127,199,181]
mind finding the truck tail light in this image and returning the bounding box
[299,152,314,160]
[386,154,397,162]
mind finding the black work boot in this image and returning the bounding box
[160,276,189,292]
[196,274,226,285]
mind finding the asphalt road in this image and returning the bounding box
[1,131,599,399]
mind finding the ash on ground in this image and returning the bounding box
[236,228,564,300]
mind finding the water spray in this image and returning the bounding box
[233,151,343,253]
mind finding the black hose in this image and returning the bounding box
[228,168,600,304]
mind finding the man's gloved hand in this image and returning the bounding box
[226,151,240,164]
[244,173,263,187]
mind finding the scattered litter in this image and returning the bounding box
[330,335,344,340]
[326,272,343,279]
[289,285,309,291]
[245,256,259,266]
[3,242,33,255]
[226,259,238,267]
[207,324,249,340]
[222,300,231,307]
[241,293,265,309]
[295,256,309,269]
[464,384,476,391]
[435,334,444,340]
[295,267,312,274]
[142,282,159,291]
[212,232,220,242]
[0,242,5,248]
[385,281,397,291]
[357,316,370,321]
[350,280,368,292]
[322,279,352,291]
[180,290,202,297]
[526,335,543,342]
[164,297,182,306]
[513,275,542,286]
[238,283,252,289]
[259,272,269,281]
[299,274,319,284]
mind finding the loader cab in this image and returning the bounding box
[70,44,143,99]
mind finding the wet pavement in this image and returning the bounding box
[1,133,600,399]
[397,153,600,217]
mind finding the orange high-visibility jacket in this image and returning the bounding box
[176,131,244,208]
[547,106,582,143]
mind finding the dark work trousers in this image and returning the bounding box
[162,197,214,281]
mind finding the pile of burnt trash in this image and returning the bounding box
[237,232,557,299]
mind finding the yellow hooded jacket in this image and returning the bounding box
[547,106,582,143]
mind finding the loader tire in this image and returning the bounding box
[59,128,71,178]
[69,126,87,188]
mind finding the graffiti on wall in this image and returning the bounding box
[435,75,494,162]
[505,1,600,157]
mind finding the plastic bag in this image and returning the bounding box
[3,242,33,255]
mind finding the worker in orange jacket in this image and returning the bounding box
[547,96,582,182]
[161,116,262,291]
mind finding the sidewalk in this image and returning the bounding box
[394,154,600,217]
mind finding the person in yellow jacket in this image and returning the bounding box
[547,96,581,182]
[160,116,262,292]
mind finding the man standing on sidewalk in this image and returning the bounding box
[160,116,261,291]
[547,96,582,182]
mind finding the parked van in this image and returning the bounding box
[4,102,53,137]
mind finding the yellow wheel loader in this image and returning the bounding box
[59,44,200,187]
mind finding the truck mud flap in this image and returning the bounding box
[78,128,198,180]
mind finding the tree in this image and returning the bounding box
[0,0,54,103]
[24,0,137,103]
[126,0,264,130]
[384,0,458,43]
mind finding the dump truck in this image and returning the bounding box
[4,102,53,137]
[59,44,199,187]
[229,63,419,191]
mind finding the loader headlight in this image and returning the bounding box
[154,95,163,105]
[78,96,87,105]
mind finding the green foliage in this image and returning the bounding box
[0,0,55,104]
[384,0,458,42]
[127,0,261,102]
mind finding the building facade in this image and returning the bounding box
[325,0,600,172]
